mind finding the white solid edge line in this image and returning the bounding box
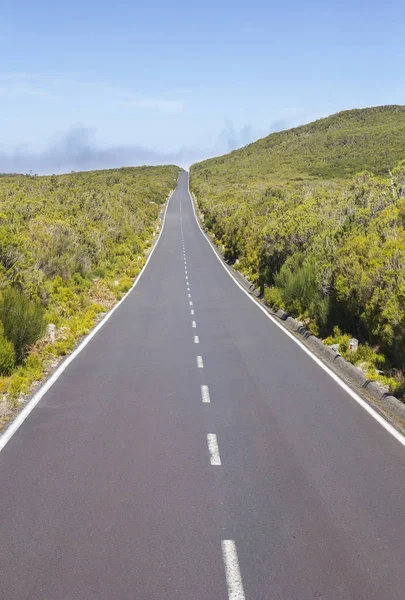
[187,173,405,449]
[207,433,221,465]
[0,188,176,454]
[221,540,246,600]
[201,384,210,403]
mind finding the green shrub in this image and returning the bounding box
[24,353,44,381]
[0,289,46,363]
[92,266,106,278]
[264,286,284,309]
[116,277,133,294]
[274,255,330,327]
[8,373,30,401]
[0,335,16,375]
[51,339,71,356]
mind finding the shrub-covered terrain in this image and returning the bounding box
[0,165,180,424]
[190,106,405,399]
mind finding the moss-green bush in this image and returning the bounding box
[8,374,30,401]
[0,289,45,363]
[274,255,330,329]
[264,286,284,309]
[117,277,133,294]
[0,336,16,375]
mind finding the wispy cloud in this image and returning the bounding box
[214,119,287,153]
[0,118,291,175]
[0,126,200,174]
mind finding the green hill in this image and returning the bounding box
[190,107,405,397]
[195,105,405,182]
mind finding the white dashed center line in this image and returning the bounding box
[181,181,247,600]
[207,434,221,465]
[201,385,210,403]
[221,541,246,600]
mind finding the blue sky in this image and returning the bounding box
[1,0,404,173]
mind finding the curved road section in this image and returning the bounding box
[1,172,405,599]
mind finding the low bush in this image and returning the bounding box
[0,336,16,375]
[274,255,330,329]
[264,286,284,309]
[324,326,404,397]
[0,289,45,363]
[116,277,133,294]
[8,373,30,401]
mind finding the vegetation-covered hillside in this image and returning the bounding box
[0,165,180,422]
[190,106,405,398]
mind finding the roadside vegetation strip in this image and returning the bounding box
[188,175,405,448]
[190,106,405,401]
[0,176,179,452]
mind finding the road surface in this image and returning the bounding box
[1,172,405,599]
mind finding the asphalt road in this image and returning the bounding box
[1,172,405,600]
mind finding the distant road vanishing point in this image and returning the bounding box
[1,172,405,599]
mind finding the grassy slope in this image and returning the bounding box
[196,105,405,182]
[0,165,180,424]
[190,106,405,397]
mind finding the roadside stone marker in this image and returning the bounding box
[47,323,56,344]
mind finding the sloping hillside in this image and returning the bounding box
[196,105,405,182]
[190,107,405,397]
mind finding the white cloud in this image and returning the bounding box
[214,119,287,153]
[0,126,199,174]
[0,117,294,175]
